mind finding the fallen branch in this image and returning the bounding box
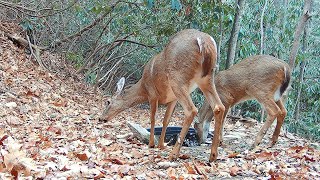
[26,34,46,70]
[5,33,47,50]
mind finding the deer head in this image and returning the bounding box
[101,77,148,121]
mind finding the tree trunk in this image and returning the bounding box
[260,0,268,122]
[294,26,308,121]
[225,0,244,70]
[216,0,224,72]
[260,0,268,55]
[288,0,312,69]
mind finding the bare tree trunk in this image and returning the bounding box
[216,0,224,72]
[294,26,308,121]
[282,0,312,104]
[225,0,244,70]
[288,0,312,69]
[260,0,268,55]
[260,0,268,122]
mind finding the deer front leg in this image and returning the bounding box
[270,100,287,147]
[169,89,198,161]
[210,107,225,162]
[158,100,177,149]
[149,99,158,148]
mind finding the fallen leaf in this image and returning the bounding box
[269,169,283,180]
[0,135,9,145]
[47,126,62,135]
[167,167,176,179]
[52,98,67,107]
[230,166,240,176]
[228,152,240,158]
[109,158,124,165]
[76,153,88,161]
[179,154,190,160]
[183,162,196,174]
[287,146,304,154]
[256,151,274,161]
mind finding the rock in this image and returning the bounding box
[5,102,17,108]
[157,161,179,169]
[6,115,22,125]
[127,121,157,145]
[116,133,132,139]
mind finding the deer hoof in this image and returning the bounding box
[169,152,179,161]
[209,152,218,162]
[157,145,166,150]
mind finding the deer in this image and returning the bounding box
[100,29,225,162]
[194,55,291,151]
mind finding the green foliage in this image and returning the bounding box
[66,52,84,68]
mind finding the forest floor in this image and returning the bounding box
[0,22,319,179]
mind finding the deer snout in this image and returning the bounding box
[99,105,111,122]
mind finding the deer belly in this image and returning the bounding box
[158,87,177,104]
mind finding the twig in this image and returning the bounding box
[114,39,156,48]
[26,34,46,70]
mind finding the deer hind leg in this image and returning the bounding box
[158,100,177,149]
[149,99,159,148]
[219,106,229,146]
[198,80,225,162]
[169,88,198,161]
[252,98,281,149]
[270,100,287,146]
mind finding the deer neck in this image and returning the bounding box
[119,80,148,109]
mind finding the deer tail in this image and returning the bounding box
[280,66,291,96]
[197,37,217,77]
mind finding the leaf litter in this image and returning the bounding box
[0,22,319,179]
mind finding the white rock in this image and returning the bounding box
[157,161,179,169]
[5,102,17,108]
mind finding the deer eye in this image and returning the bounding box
[106,100,111,106]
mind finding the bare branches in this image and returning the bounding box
[52,10,114,47]
[26,34,46,69]
[0,0,79,18]
[114,39,156,48]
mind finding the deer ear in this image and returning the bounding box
[115,77,125,96]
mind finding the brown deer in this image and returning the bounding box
[100,29,225,161]
[194,55,291,151]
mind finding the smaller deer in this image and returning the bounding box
[101,29,225,161]
[194,55,291,151]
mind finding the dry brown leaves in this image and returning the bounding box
[0,22,319,179]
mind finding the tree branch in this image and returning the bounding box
[51,1,120,48]
[114,39,156,48]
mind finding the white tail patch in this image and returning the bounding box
[210,36,218,59]
[274,86,281,101]
[283,66,287,80]
[197,37,203,53]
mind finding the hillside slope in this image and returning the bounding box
[0,22,319,179]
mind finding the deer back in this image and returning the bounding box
[215,55,291,107]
